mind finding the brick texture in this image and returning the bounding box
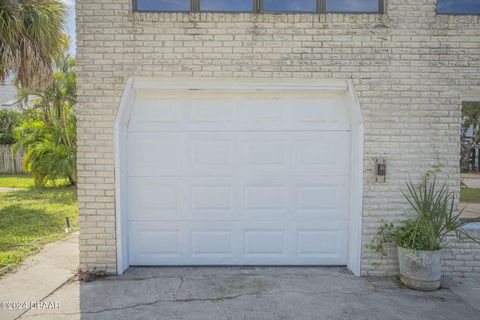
[76,0,480,277]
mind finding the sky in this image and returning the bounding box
[62,0,76,54]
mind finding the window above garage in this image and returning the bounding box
[134,0,384,14]
[437,0,480,15]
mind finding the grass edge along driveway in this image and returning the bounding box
[0,174,78,277]
[461,187,480,203]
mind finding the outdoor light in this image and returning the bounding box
[376,158,386,183]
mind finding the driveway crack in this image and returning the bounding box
[173,276,184,300]
[20,290,368,318]
[21,292,260,318]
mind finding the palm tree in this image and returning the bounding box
[14,52,77,186]
[0,0,66,89]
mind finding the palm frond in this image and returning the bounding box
[0,0,66,89]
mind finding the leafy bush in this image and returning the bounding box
[0,109,20,144]
[370,178,476,255]
[15,112,76,186]
[371,220,433,255]
[13,54,76,186]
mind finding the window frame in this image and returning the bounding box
[133,0,385,14]
[436,0,480,16]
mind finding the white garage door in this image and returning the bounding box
[127,90,351,266]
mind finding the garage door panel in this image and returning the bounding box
[293,176,350,220]
[187,178,237,219]
[129,96,183,131]
[128,133,185,177]
[187,98,235,124]
[128,225,182,263]
[128,176,349,221]
[189,184,235,216]
[129,177,238,221]
[296,226,348,262]
[244,230,286,256]
[188,134,237,175]
[129,131,349,178]
[128,221,347,265]
[242,99,285,125]
[239,134,289,178]
[243,138,287,167]
[292,132,350,176]
[239,176,349,221]
[128,92,351,132]
[128,178,184,220]
[191,231,232,255]
[243,185,286,212]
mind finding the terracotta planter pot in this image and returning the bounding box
[397,246,442,291]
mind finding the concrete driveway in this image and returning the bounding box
[19,267,480,320]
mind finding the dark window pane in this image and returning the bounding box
[437,0,480,14]
[263,0,317,12]
[201,0,252,11]
[326,0,380,12]
[136,0,190,11]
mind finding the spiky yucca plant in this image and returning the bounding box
[370,177,478,256]
[401,178,467,250]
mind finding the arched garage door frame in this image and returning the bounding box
[114,78,364,276]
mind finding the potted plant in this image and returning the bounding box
[370,177,477,291]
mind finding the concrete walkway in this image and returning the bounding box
[0,187,24,193]
[445,277,480,314]
[460,173,480,220]
[0,233,79,320]
[462,173,480,189]
[460,202,480,220]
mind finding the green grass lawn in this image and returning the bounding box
[460,188,480,203]
[0,174,70,188]
[0,175,78,277]
[0,174,35,188]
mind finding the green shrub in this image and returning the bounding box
[0,109,20,144]
[13,54,76,186]
[370,178,477,256]
[14,112,76,186]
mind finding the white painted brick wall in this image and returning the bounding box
[76,0,480,277]
[443,231,480,279]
